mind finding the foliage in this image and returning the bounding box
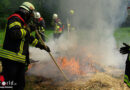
[0,0,60,29]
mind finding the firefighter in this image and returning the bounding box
[52,13,64,39]
[120,43,130,88]
[33,12,46,41]
[67,9,75,32]
[0,2,50,90]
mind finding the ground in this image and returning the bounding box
[24,72,129,90]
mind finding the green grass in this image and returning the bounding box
[0,27,130,48]
[0,30,5,47]
[114,27,130,48]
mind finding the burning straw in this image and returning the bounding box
[27,0,128,89]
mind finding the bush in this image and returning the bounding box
[0,17,7,30]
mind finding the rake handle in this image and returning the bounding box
[48,52,69,81]
[35,30,69,81]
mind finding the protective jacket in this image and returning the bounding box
[0,13,42,64]
[33,17,46,41]
[53,18,64,33]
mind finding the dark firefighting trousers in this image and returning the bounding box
[53,33,62,39]
[124,54,130,87]
[1,59,25,90]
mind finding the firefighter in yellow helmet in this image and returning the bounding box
[0,2,50,90]
[52,13,64,39]
[67,9,75,32]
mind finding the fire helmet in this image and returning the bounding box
[34,12,41,19]
[53,13,58,19]
[20,2,35,12]
[70,9,74,15]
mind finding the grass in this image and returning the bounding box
[114,27,130,48]
[0,27,130,48]
[0,30,5,46]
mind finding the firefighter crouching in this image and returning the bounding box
[33,12,46,41]
[52,13,64,39]
[0,2,50,90]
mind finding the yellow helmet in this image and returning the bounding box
[70,10,74,15]
[20,2,35,12]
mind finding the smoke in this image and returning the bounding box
[28,0,128,80]
[59,0,127,67]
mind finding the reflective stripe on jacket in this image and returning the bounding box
[1,13,39,64]
[0,48,26,63]
[54,18,63,33]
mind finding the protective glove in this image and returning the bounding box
[36,42,51,52]
[44,46,51,52]
[120,43,130,54]
[41,46,51,52]
[38,44,51,52]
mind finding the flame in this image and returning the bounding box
[27,64,34,72]
[57,56,99,77]
[57,57,85,75]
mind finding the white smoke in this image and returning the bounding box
[59,0,128,67]
[28,0,128,79]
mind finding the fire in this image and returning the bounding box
[57,56,99,78]
[57,57,85,76]
[27,64,34,72]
